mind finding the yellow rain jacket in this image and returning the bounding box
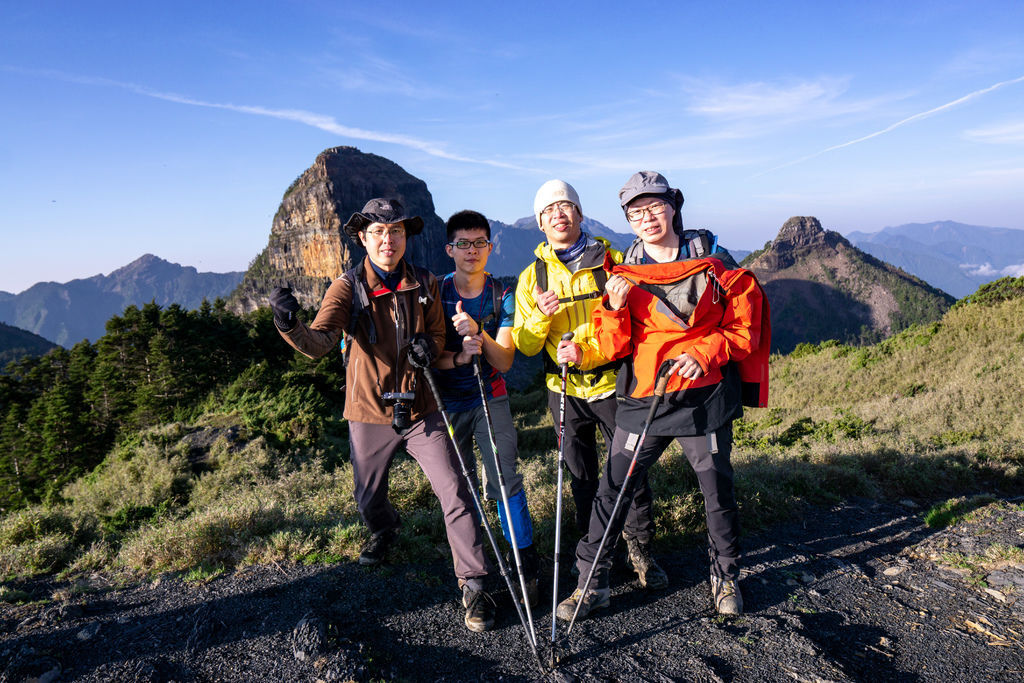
[512,236,622,399]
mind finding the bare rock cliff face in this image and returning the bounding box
[229,147,449,314]
[747,216,953,353]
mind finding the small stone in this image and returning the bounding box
[799,571,815,584]
[883,566,905,576]
[899,499,919,509]
[786,578,799,586]
[984,588,1007,603]
[292,613,325,663]
[76,622,101,641]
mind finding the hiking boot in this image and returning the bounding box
[710,575,743,615]
[625,537,669,590]
[555,587,610,622]
[462,585,497,632]
[358,528,397,566]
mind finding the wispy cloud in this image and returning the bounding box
[315,54,449,99]
[755,74,1024,176]
[965,120,1024,144]
[2,65,531,171]
[685,77,851,118]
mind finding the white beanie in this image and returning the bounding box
[533,179,581,227]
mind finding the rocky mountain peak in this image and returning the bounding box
[747,216,953,353]
[228,147,450,314]
[764,216,850,270]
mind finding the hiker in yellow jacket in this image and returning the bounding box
[512,180,666,589]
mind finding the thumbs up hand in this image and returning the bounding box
[451,300,479,337]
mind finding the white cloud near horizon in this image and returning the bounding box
[754,74,1024,176]
[960,262,1024,277]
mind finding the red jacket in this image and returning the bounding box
[592,258,770,436]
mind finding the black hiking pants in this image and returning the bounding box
[575,422,739,588]
[547,391,655,541]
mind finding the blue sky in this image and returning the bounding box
[2,1,1023,293]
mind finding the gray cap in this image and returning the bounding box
[618,171,684,231]
[618,171,684,209]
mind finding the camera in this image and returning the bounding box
[382,392,416,432]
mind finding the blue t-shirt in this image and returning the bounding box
[437,273,515,412]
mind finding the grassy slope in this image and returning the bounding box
[2,284,1022,582]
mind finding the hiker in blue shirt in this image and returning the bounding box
[436,209,541,606]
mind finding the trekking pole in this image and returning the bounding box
[566,360,674,635]
[472,356,539,641]
[406,340,545,673]
[549,331,574,668]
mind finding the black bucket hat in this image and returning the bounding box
[618,171,685,231]
[343,198,424,238]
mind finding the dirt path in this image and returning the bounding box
[3,497,1023,681]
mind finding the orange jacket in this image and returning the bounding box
[592,257,769,435]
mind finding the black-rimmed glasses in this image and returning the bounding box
[625,201,669,222]
[449,238,491,249]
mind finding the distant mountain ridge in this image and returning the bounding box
[747,217,954,353]
[846,221,1024,298]
[0,322,57,368]
[0,255,243,347]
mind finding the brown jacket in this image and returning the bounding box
[279,257,446,425]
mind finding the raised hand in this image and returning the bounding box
[269,287,300,331]
[605,274,633,311]
[451,300,480,337]
[534,285,560,317]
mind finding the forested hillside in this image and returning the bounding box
[0,300,345,512]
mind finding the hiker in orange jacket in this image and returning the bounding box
[557,172,770,622]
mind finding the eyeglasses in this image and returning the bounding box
[449,238,491,250]
[365,224,406,239]
[625,201,669,222]
[540,201,576,217]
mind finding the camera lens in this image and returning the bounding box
[392,400,412,433]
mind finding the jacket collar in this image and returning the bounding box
[534,235,611,270]
[361,256,420,293]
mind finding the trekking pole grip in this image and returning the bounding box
[559,332,575,373]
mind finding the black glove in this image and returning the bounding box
[407,335,437,369]
[269,287,300,331]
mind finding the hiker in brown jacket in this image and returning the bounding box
[268,198,497,632]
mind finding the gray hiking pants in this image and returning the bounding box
[449,395,523,501]
[348,412,490,585]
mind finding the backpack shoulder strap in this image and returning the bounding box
[623,238,645,265]
[478,274,505,329]
[534,257,547,293]
[344,261,376,343]
[341,261,375,366]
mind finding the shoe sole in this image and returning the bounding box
[636,570,669,590]
[464,616,494,632]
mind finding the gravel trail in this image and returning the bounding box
[3,497,1023,681]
